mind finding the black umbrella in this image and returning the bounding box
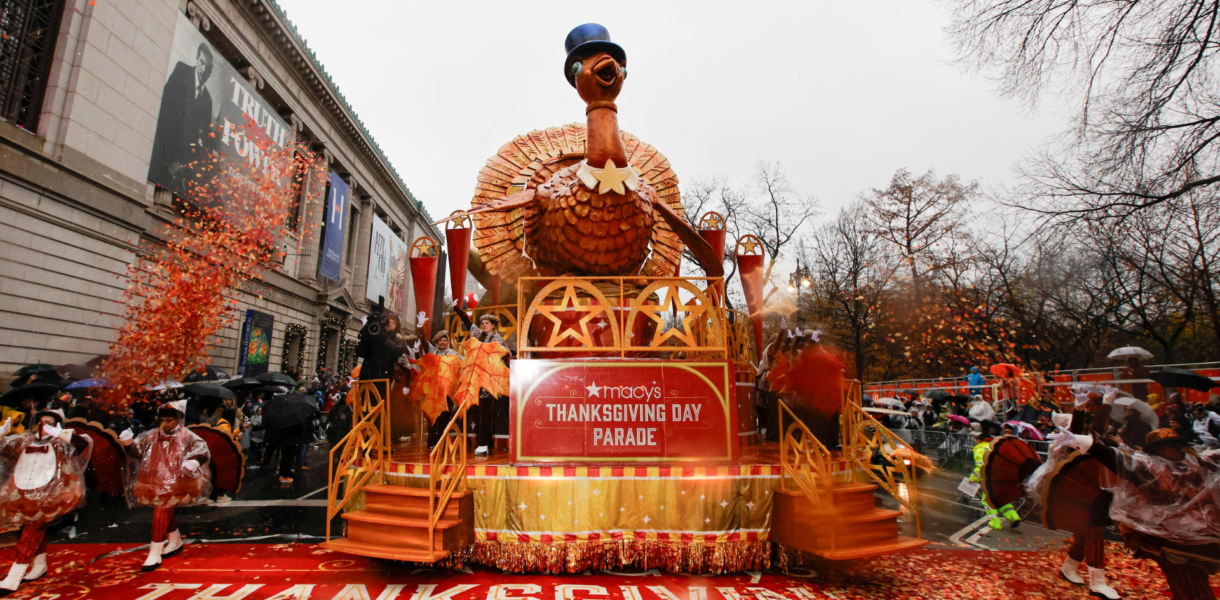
[255,372,297,387]
[183,366,230,383]
[183,383,236,400]
[14,364,56,377]
[56,364,96,381]
[1150,368,1219,394]
[84,355,109,369]
[921,389,952,402]
[263,392,318,430]
[0,382,63,406]
[222,378,262,390]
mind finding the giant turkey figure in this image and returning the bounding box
[437,24,724,281]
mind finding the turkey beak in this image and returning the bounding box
[592,56,621,88]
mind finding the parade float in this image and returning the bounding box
[322,24,927,573]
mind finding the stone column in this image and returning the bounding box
[349,183,375,309]
[296,147,329,285]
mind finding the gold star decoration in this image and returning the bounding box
[700,211,726,230]
[590,159,633,195]
[738,236,761,255]
[533,284,609,348]
[634,283,710,348]
[411,236,438,258]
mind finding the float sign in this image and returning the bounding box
[510,360,738,463]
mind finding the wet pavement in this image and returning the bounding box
[43,442,1082,555]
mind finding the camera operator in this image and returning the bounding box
[354,297,406,401]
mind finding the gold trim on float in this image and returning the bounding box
[512,361,733,463]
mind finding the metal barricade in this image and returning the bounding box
[897,429,1051,475]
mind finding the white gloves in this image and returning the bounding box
[183,459,200,473]
[41,423,63,439]
[416,311,429,328]
[1051,413,1072,429]
[119,429,133,442]
[402,387,410,396]
[1103,391,1118,406]
[413,340,422,353]
[1050,426,1093,453]
[0,418,11,437]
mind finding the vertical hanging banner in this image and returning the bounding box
[735,235,767,355]
[365,215,409,315]
[408,237,439,338]
[320,172,348,283]
[445,212,472,304]
[698,211,728,298]
[238,309,274,377]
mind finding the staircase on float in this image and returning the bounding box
[321,484,474,562]
[771,480,928,560]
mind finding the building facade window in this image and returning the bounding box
[0,0,64,131]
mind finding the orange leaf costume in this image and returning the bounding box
[766,353,793,395]
[453,337,510,409]
[408,354,462,423]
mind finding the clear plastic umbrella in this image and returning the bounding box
[1108,346,1154,361]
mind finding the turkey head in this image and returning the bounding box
[437,31,724,281]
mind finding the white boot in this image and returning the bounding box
[141,542,164,572]
[22,554,45,580]
[1060,556,1085,585]
[0,563,26,593]
[1088,566,1121,599]
[474,445,489,456]
[163,530,183,557]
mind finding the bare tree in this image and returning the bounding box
[864,168,976,304]
[737,161,819,305]
[805,203,899,379]
[945,0,1220,220]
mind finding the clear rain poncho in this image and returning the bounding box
[0,432,92,525]
[126,425,211,508]
[1099,448,1220,546]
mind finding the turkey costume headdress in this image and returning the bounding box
[0,408,91,525]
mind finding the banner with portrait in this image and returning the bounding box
[148,13,293,210]
[238,309,275,377]
[365,215,409,316]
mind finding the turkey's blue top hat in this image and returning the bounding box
[564,23,626,87]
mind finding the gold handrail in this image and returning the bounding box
[427,397,469,551]
[776,401,837,549]
[326,379,391,541]
[840,380,923,538]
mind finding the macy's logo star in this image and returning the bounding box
[585,381,603,397]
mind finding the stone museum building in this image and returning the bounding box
[0,0,442,382]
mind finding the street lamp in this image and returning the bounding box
[789,260,811,295]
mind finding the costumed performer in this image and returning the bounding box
[972,420,1022,531]
[120,399,211,572]
[784,330,844,448]
[0,409,90,596]
[412,330,463,449]
[1055,423,1220,599]
[454,300,510,456]
[1055,387,1121,598]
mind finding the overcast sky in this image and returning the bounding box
[275,0,1067,225]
